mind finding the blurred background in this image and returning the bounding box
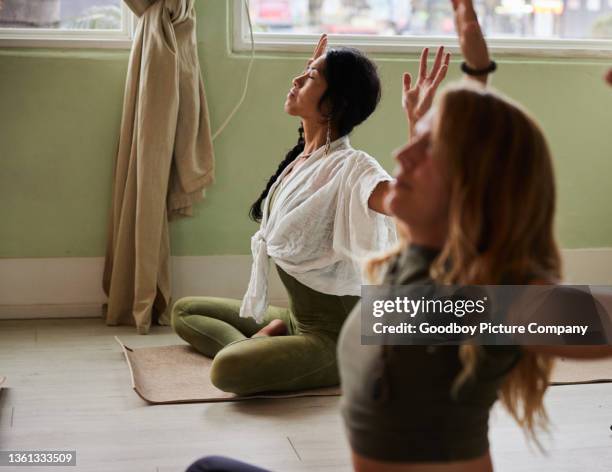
[247,0,612,39]
[0,0,122,30]
[1,0,610,39]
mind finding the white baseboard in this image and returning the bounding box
[0,303,104,319]
[0,255,289,320]
[1,249,611,320]
[560,249,612,285]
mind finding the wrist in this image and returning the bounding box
[461,60,496,76]
[409,124,417,141]
[406,109,418,124]
[464,59,491,70]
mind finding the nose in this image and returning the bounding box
[396,132,430,173]
[292,71,307,88]
[394,142,419,173]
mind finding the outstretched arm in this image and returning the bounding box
[451,0,492,86]
[525,345,612,358]
[368,181,392,215]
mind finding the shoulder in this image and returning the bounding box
[348,148,381,166]
[338,147,388,175]
[328,142,376,164]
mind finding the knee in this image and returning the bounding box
[171,297,194,334]
[186,455,267,472]
[185,455,230,472]
[210,345,252,395]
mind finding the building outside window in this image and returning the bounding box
[247,0,612,40]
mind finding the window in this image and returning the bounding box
[0,0,134,48]
[234,0,612,56]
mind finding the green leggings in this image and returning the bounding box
[171,266,359,395]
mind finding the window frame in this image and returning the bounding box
[232,0,612,58]
[0,2,135,49]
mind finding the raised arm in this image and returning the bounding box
[402,46,450,140]
[306,34,328,70]
[451,0,493,86]
[374,47,451,215]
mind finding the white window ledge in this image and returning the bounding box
[0,36,133,49]
[234,32,612,59]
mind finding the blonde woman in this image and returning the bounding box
[339,90,612,472]
[337,1,612,471]
[182,1,611,471]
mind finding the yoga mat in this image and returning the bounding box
[115,337,341,404]
[115,337,611,404]
[550,357,612,385]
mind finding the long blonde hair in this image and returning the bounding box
[368,84,561,440]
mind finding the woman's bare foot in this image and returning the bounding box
[252,319,288,338]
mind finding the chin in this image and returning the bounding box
[283,99,300,116]
[387,189,412,223]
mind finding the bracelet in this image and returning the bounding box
[461,60,497,76]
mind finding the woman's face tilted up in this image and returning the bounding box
[284,55,329,121]
[385,110,451,238]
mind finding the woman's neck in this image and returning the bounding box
[399,221,447,250]
[301,118,339,155]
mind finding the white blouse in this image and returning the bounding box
[240,136,398,323]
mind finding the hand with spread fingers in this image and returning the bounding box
[402,46,450,138]
[451,0,492,85]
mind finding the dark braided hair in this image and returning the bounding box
[249,47,381,222]
[249,125,305,221]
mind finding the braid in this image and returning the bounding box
[249,125,305,222]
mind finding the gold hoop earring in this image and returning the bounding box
[324,119,331,156]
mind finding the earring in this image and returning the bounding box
[324,118,331,156]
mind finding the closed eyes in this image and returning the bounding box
[306,66,319,77]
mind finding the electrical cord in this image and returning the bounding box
[211,0,255,141]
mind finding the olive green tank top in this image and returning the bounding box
[337,244,522,462]
[266,167,359,339]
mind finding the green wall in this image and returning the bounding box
[1,0,611,258]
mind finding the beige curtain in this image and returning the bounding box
[103,0,214,334]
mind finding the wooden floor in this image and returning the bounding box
[0,318,611,472]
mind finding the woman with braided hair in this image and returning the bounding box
[172,37,450,396]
